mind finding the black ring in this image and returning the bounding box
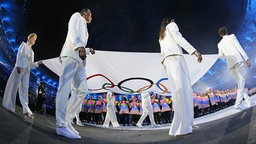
[117,77,154,93]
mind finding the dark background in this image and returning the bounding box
[27,0,246,60]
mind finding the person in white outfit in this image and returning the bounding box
[136,92,158,128]
[103,91,120,128]
[2,33,43,118]
[68,85,86,127]
[159,18,202,136]
[55,8,95,139]
[217,26,253,110]
[74,110,84,126]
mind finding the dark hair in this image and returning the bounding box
[80,8,91,15]
[122,96,127,101]
[159,18,174,40]
[218,27,228,36]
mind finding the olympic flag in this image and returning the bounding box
[43,50,218,94]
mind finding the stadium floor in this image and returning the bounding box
[0,95,256,144]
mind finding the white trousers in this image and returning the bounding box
[74,102,82,122]
[164,56,193,136]
[2,68,32,114]
[56,58,88,127]
[103,105,120,128]
[136,106,156,125]
[67,85,87,123]
[230,62,250,106]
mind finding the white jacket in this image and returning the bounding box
[15,42,38,72]
[159,22,196,61]
[60,12,91,63]
[106,91,115,108]
[141,92,151,108]
[217,34,249,69]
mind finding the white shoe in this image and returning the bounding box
[136,123,143,128]
[192,125,199,129]
[103,126,109,128]
[246,101,255,108]
[24,113,34,119]
[234,104,245,110]
[151,124,160,128]
[113,126,121,129]
[56,127,81,139]
[76,121,85,127]
[67,122,79,135]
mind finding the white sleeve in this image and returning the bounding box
[159,40,165,58]
[218,48,225,60]
[232,34,249,61]
[217,43,225,60]
[167,23,196,55]
[16,42,26,67]
[85,48,91,55]
[68,13,87,50]
[30,62,39,68]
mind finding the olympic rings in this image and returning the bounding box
[86,74,170,94]
[102,83,113,89]
[117,77,153,93]
[86,74,114,91]
[137,82,168,94]
[102,83,135,93]
[136,83,154,93]
[156,78,168,91]
[156,83,169,94]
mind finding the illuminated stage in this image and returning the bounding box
[1,95,256,144]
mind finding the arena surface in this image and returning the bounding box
[0,95,256,144]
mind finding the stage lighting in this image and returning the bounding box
[253,19,256,25]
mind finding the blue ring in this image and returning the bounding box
[156,78,168,91]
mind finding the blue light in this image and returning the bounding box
[0,3,11,9]
[35,71,41,75]
[9,38,15,43]
[13,46,19,51]
[245,36,253,42]
[42,76,46,79]
[2,16,11,22]
[5,28,14,32]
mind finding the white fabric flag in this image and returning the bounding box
[43,50,218,94]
